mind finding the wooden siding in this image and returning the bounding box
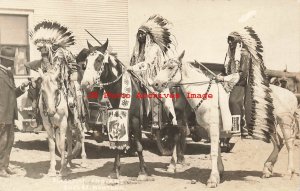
[0,0,129,64]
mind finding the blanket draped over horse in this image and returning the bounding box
[81,39,152,180]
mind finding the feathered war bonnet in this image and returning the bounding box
[224,27,264,73]
[138,14,175,55]
[30,21,75,49]
[228,27,263,61]
[228,27,276,143]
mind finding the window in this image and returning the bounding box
[0,14,29,75]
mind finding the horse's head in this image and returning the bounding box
[40,66,61,117]
[153,51,185,91]
[271,76,297,93]
[81,39,109,91]
[279,77,297,92]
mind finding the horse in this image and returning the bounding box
[25,49,90,169]
[152,51,299,188]
[38,50,90,176]
[38,64,72,177]
[270,76,298,94]
[81,39,151,180]
[270,76,300,138]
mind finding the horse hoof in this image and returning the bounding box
[262,172,271,179]
[262,163,273,178]
[67,161,77,168]
[207,179,219,188]
[137,173,154,181]
[59,168,71,177]
[108,172,119,179]
[80,162,88,168]
[207,174,220,188]
[207,182,218,188]
[176,163,190,172]
[283,169,296,180]
[59,172,69,177]
[166,165,176,173]
[47,170,57,177]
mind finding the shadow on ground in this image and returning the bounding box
[64,161,282,185]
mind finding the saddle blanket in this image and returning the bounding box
[107,109,130,150]
[217,83,232,131]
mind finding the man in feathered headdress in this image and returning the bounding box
[216,27,276,142]
[26,21,85,126]
[129,14,178,126]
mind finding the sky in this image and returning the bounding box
[128,0,300,72]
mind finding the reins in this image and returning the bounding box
[164,60,215,111]
[191,78,213,111]
[94,70,124,88]
[173,80,214,87]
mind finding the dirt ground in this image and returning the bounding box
[0,132,299,191]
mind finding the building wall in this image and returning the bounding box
[128,0,300,73]
[0,0,129,128]
[0,0,129,70]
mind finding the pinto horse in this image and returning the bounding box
[81,39,151,180]
[152,51,299,188]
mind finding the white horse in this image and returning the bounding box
[38,65,88,177]
[152,51,299,188]
[38,66,72,177]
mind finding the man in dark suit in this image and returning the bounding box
[0,46,29,177]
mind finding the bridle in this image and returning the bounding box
[41,89,63,116]
[161,59,183,89]
[40,65,66,116]
[91,51,125,88]
[162,59,213,111]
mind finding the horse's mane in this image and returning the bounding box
[76,48,89,63]
[107,52,124,71]
[186,61,212,78]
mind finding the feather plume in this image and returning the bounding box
[30,21,75,48]
[138,14,175,54]
[239,26,276,142]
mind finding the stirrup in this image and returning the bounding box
[230,115,241,134]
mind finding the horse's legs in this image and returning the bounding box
[278,115,296,177]
[167,127,178,173]
[108,150,120,179]
[48,137,56,176]
[168,125,187,173]
[131,117,148,180]
[177,125,187,164]
[262,132,284,178]
[167,145,177,173]
[207,121,221,188]
[136,142,148,180]
[174,127,189,173]
[59,118,69,177]
[217,142,224,178]
[66,124,73,167]
[42,119,57,176]
[74,82,87,167]
[80,123,87,167]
